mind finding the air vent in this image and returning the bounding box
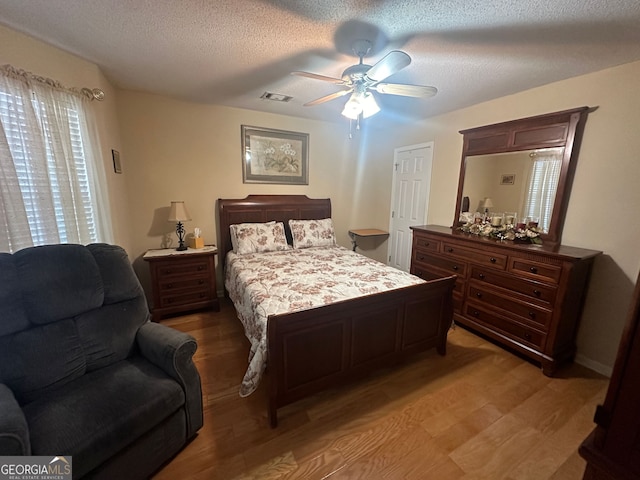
[260,92,293,102]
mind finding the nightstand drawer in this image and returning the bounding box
[156,260,211,277]
[160,290,212,308]
[159,276,210,292]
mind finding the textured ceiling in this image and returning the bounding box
[1,0,639,125]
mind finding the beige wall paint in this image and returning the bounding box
[0,25,132,251]
[115,91,392,292]
[369,60,640,374]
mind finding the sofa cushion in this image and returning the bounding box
[14,244,104,325]
[87,243,145,304]
[0,319,86,404]
[0,253,29,336]
[23,356,185,479]
[76,296,150,372]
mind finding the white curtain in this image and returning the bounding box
[0,66,113,252]
[522,150,562,232]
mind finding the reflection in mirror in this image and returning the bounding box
[460,147,564,233]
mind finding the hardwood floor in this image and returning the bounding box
[153,299,608,480]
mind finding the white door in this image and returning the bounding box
[388,142,433,272]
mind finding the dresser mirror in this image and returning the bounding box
[453,107,590,245]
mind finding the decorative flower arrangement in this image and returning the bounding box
[459,221,542,244]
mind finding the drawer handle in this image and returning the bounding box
[478,273,485,280]
[198,279,205,285]
[452,265,459,271]
[199,293,206,298]
[418,255,425,261]
[447,247,454,253]
[167,283,173,289]
[530,267,538,274]
[475,292,483,298]
[165,269,172,274]
[533,289,541,296]
[528,312,536,318]
[425,242,430,247]
[197,265,205,271]
[472,310,480,317]
[524,332,531,340]
[490,257,497,263]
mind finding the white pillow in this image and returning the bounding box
[229,221,290,254]
[288,218,336,249]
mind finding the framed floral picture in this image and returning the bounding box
[241,125,309,185]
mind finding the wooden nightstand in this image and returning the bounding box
[143,246,220,320]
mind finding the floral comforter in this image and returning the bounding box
[225,245,425,396]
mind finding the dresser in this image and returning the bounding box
[410,225,601,375]
[143,247,220,320]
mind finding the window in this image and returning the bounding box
[522,148,564,232]
[0,66,112,252]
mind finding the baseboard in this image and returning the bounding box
[575,354,613,377]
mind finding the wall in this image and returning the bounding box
[115,91,390,291]
[368,60,640,374]
[0,25,132,251]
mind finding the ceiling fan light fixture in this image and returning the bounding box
[341,94,362,119]
[361,92,380,118]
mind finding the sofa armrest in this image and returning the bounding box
[0,384,30,455]
[136,322,203,437]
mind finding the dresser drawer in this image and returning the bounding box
[470,266,557,305]
[414,235,440,253]
[442,242,507,270]
[509,258,562,284]
[411,264,464,296]
[413,251,466,277]
[156,259,211,277]
[464,303,546,350]
[468,284,552,329]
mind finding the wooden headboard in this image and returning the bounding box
[217,195,331,267]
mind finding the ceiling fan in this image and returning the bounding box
[292,40,437,120]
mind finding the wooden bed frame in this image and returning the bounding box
[218,195,456,427]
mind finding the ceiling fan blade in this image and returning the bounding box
[373,83,438,98]
[304,89,352,106]
[291,71,346,85]
[364,50,411,82]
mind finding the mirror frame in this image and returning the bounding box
[453,107,590,246]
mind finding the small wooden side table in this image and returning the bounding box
[143,246,220,320]
[348,228,389,251]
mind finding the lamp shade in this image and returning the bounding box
[482,197,494,210]
[167,201,191,222]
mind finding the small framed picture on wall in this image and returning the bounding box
[112,149,122,174]
[500,173,515,185]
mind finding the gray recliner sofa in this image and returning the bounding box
[0,243,203,479]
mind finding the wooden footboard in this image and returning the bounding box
[266,275,456,427]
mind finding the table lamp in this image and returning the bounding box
[167,201,191,251]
